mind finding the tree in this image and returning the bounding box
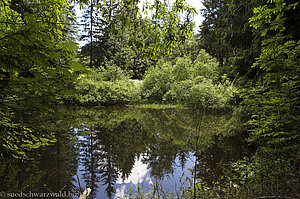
[200,0,266,81]
[245,0,300,150]
[200,0,228,67]
[0,0,81,159]
[79,0,120,68]
[79,0,197,79]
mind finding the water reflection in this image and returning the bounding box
[73,107,248,198]
[0,132,79,196]
[0,106,249,199]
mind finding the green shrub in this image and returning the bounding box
[192,49,220,82]
[163,76,237,109]
[140,61,173,102]
[97,80,141,105]
[172,56,192,81]
[74,66,141,105]
[164,79,194,103]
[74,71,103,104]
[188,78,220,108]
[99,60,127,81]
[141,50,237,109]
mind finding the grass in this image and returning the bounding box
[128,103,187,109]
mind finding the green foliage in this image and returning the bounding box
[166,75,237,109]
[100,61,127,81]
[192,0,300,198]
[200,0,263,81]
[140,50,237,109]
[0,0,81,159]
[79,0,198,79]
[228,151,300,198]
[172,56,192,81]
[146,0,197,53]
[74,67,141,105]
[0,111,56,159]
[244,0,300,150]
[140,61,173,102]
[192,50,220,81]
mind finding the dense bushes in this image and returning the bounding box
[139,61,173,102]
[72,50,237,109]
[140,50,237,109]
[73,64,141,105]
[165,75,236,108]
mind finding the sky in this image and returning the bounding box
[185,0,204,28]
[76,0,205,27]
[138,0,205,29]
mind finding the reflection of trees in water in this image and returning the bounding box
[1,106,248,199]
[80,117,148,199]
[80,132,100,198]
[178,149,190,170]
[144,138,178,179]
[185,111,249,193]
[75,107,247,198]
[100,157,117,199]
[40,131,79,192]
[194,136,249,187]
[85,108,197,197]
[0,130,79,194]
[94,126,118,199]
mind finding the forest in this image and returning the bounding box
[0,0,299,198]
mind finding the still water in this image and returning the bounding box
[0,106,249,198]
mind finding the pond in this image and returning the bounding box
[0,106,249,199]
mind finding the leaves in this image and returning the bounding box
[140,51,237,108]
[0,0,81,159]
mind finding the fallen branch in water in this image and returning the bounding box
[79,188,91,199]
